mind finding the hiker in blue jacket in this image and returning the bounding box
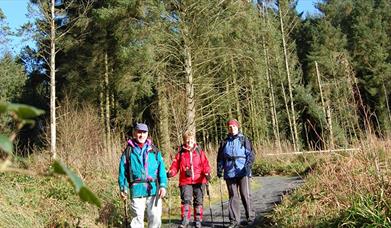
[118,123,168,228]
[217,119,255,228]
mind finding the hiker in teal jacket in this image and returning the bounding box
[118,123,167,228]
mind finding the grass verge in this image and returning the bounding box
[268,139,391,227]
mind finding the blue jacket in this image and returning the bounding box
[118,139,167,198]
[217,133,254,179]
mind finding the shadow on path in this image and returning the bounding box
[161,176,303,228]
[210,176,303,227]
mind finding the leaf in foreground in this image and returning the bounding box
[6,103,45,120]
[52,160,101,207]
[0,135,13,154]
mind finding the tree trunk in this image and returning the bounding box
[100,81,106,153]
[281,81,294,147]
[264,41,280,147]
[157,73,171,155]
[248,76,257,142]
[326,100,334,149]
[50,0,57,159]
[261,1,281,149]
[278,2,298,151]
[231,58,242,124]
[315,62,326,116]
[214,109,219,145]
[104,52,111,156]
[268,50,281,148]
[184,43,196,136]
[226,80,233,118]
[315,61,328,147]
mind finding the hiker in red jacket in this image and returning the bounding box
[167,131,211,228]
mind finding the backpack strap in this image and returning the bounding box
[123,145,133,186]
[178,145,201,166]
[222,135,246,150]
[221,139,228,152]
[222,135,248,162]
[195,146,201,156]
[180,145,201,155]
[149,144,159,161]
[148,143,160,195]
[124,143,160,185]
[178,146,183,167]
[239,135,245,148]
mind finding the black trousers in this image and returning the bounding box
[226,176,254,224]
[180,184,205,222]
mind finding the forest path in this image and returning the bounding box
[202,176,304,227]
[163,176,304,227]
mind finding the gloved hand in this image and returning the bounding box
[205,173,211,181]
[245,165,252,176]
[120,191,127,201]
[217,171,223,178]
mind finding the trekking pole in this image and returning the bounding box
[168,180,172,226]
[124,198,129,228]
[206,183,214,227]
[219,179,225,227]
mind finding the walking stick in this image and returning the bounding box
[168,180,172,226]
[219,179,225,227]
[206,183,214,227]
[167,152,174,227]
[124,198,129,228]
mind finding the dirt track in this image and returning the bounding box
[202,176,304,228]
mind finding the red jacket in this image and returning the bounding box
[168,144,211,186]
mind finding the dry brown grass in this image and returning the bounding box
[272,137,391,227]
[52,100,122,180]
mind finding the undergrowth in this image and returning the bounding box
[252,154,319,176]
[270,139,391,227]
[4,100,390,227]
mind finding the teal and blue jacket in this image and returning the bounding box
[118,138,167,198]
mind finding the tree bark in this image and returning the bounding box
[184,43,196,136]
[326,100,334,149]
[278,2,298,151]
[104,52,111,156]
[315,61,328,147]
[50,0,57,159]
[157,73,171,155]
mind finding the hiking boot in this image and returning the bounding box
[240,218,254,226]
[227,222,239,228]
[179,219,189,228]
[194,221,202,228]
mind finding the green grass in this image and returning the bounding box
[252,154,318,176]
[0,171,121,227]
[334,195,391,227]
[0,169,239,227]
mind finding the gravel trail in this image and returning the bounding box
[202,176,303,227]
[163,176,303,228]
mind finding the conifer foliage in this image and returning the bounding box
[1,0,391,152]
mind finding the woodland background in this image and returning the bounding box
[0,0,390,227]
[1,0,391,155]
